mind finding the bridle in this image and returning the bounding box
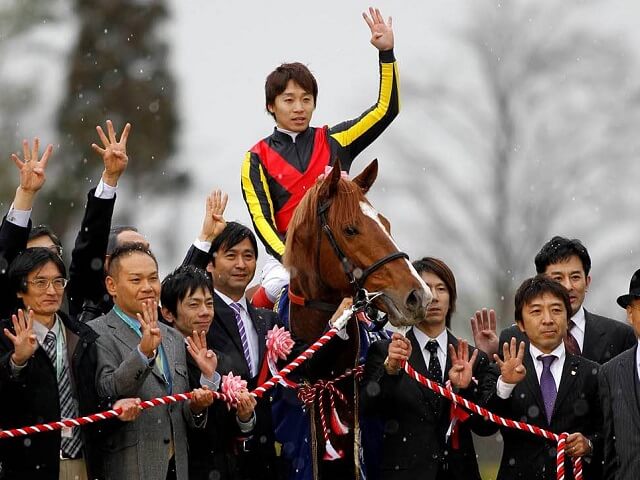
[288,197,409,313]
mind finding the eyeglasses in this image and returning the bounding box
[28,277,68,291]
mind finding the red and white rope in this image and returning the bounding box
[403,361,582,480]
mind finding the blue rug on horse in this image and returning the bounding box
[272,289,390,480]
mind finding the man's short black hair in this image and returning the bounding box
[107,225,140,256]
[535,236,591,276]
[514,274,571,323]
[209,222,258,264]
[28,225,63,256]
[161,265,213,317]
[8,247,67,295]
[107,242,157,277]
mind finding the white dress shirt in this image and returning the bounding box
[215,289,260,377]
[7,179,117,228]
[497,342,566,399]
[412,326,448,383]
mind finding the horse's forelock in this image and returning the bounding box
[284,178,363,271]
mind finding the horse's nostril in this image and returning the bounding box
[405,289,421,309]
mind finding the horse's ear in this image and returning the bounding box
[352,159,378,194]
[318,158,343,201]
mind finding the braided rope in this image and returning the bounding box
[403,361,582,480]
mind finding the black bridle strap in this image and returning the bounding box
[318,199,410,290]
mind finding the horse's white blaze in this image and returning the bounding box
[359,202,430,301]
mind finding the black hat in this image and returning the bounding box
[616,268,640,308]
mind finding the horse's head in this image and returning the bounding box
[285,159,432,326]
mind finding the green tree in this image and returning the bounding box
[47,0,185,239]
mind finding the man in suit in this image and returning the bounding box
[488,275,602,480]
[361,257,496,480]
[91,244,214,480]
[161,264,258,480]
[497,236,635,364]
[0,247,141,479]
[598,268,640,479]
[201,222,280,480]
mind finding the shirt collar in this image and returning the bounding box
[215,289,247,312]
[570,307,586,332]
[636,339,640,371]
[412,326,448,354]
[32,314,61,345]
[530,341,566,364]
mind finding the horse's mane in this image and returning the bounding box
[284,177,364,274]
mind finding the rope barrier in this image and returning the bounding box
[403,361,583,480]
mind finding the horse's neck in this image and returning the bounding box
[289,277,343,344]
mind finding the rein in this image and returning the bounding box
[289,198,409,312]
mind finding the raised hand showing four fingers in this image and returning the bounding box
[493,338,527,384]
[470,308,499,356]
[362,6,394,51]
[448,340,478,389]
[199,189,229,242]
[11,138,53,197]
[4,309,38,367]
[92,120,131,186]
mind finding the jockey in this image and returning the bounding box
[241,7,400,309]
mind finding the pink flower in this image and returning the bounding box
[221,372,247,408]
[266,326,294,364]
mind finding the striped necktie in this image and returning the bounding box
[230,302,254,376]
[43,330,83,458]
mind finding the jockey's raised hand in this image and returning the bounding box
[362,7,394,51]
[494,337,527,385]
[384,332,411,375]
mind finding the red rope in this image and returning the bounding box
[403,361,582,480]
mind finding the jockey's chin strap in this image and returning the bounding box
[288,198,407,317]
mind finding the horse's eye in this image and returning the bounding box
[344,225,359,236]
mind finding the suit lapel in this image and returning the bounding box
[582,310,605,361]
[246,302,266,363]
[160,326,175,389]
[521,352,547,425]
[106,310,142,352]
[552,354,580,421]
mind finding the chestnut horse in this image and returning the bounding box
[277,159,431,479]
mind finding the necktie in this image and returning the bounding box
[43,330,82,458]
[564,320,581,356]
[425,340,443,384]
[538,355,557,424]
[230,302,254,376]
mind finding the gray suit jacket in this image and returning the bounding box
[599,344,640,480]
[90,309,200,480]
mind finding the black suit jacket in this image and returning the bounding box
[0,215,31,319]
[598,344,640,480]
[360,329,496,480]
[67,188,116,322]
[0,311,98,479]
[207,293,280,480]
[186,349,242,480]
[499,309,636,365]
[486,351,602,480]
